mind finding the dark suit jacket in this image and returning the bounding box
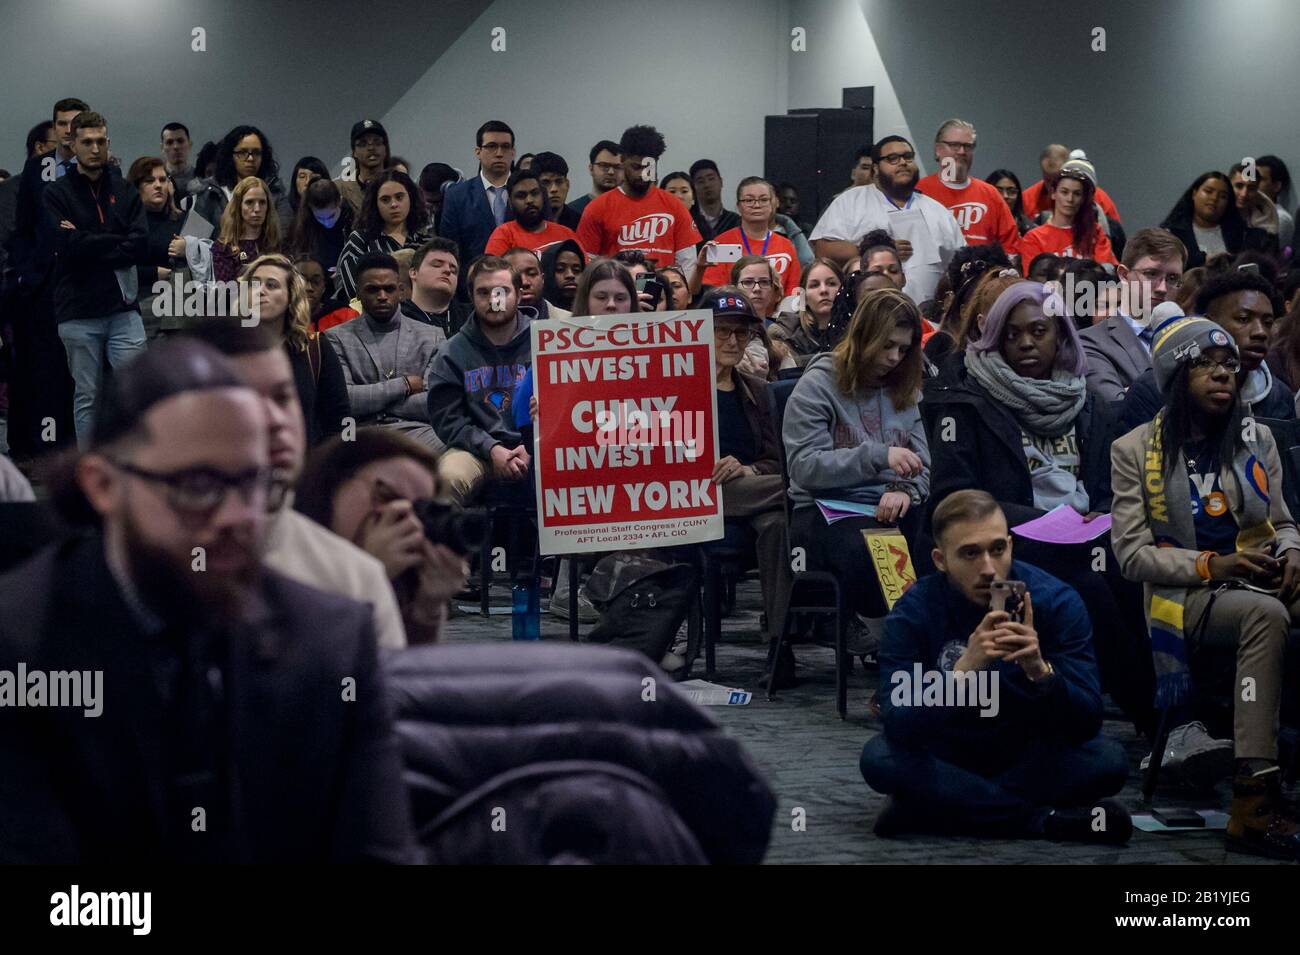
[438,175,497,266]
[1080,315,1150,401]
[9,151,70,288]
[0,532,417,863]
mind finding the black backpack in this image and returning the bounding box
[581,554,698,669]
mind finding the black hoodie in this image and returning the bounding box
[427,306,536,459]
[540,238,585,312]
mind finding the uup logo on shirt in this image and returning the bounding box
[767,251,793,274]
[950,202,987,231]
[618,213,673,246]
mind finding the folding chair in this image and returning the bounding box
[766,377,849,717]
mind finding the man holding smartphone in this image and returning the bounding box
[860,490,1132,843]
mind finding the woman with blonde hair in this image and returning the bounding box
[780,287,930,664]
[213,176,282,282]
[240,253,350,445]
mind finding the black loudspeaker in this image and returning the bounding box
[765,105,873,219]
[842,87,875,110]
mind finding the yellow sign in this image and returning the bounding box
[862,529,918,609]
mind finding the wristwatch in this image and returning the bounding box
[1027,659,1055,684]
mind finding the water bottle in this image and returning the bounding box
[511,568,541,641]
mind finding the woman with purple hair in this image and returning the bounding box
[923,281,1152,728]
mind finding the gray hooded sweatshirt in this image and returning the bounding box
[781,352,930,507]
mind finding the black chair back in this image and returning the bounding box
[768,377,801,526]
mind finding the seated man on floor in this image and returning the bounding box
[325,252,446,450]
[860,489,1132,844]
[426,254,534,504]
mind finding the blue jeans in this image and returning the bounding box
[57,311,147,447]
[860,731,1128,836]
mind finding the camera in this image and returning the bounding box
[412,499,488,556]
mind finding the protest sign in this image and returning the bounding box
[532,309,722,555]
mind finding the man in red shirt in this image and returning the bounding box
[484,168,581,257]
[917,119,1020,256]
[576,124,701,275]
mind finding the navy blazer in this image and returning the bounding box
[438,175,497,266]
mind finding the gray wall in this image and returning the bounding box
[383,0,787,200]
[794,0,1300,234]
[4,1,1298,238]
[0,0,487,176]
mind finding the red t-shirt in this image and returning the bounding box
[1023,180,1121,222]
[1018,221,1118,269]
[576,186,701,267]
[484,220,581,257]
[916,175,1020,255]
[699,227,802,296]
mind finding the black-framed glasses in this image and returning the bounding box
[878,151,915,165]
[1133,268,1183,289]
[738,278,774,291]
[111,459,280,514]
[233,149,263,161]
[714,326,756,343]
[1189,355,1241,375]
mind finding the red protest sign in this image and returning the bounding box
[532,310,723,555]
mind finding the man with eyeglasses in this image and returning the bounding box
[566,140,622,220]
[810,135,964,305]
[336,119,390,218]
[439,120,517,275]
[1122,268,1293,430]
[576,125,701,275]
[1081,228,1187,401]
[916,119,1020,256]
[0,338,417,862]
[189,318,413,650]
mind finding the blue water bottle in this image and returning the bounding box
[511,565,541,641]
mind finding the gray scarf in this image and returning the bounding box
[964,349,1086,437]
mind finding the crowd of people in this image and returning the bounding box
[3,95,1300,863]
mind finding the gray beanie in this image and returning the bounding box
[1151,316,1238,392]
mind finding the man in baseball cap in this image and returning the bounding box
[336,119,391,214]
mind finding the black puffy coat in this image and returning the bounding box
[385,642,776,864]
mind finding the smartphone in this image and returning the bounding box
[706,243,743,264]
[1152,807,1206,828]
[989,580,1027,622]
[636,273,664,308]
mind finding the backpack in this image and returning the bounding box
[581,553,698,670]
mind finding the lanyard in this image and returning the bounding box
[740,229,770,257]
[88,178,106,225]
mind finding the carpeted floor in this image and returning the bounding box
[447,578,1289,865]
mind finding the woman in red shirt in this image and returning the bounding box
[692,177,801,298]
[1019,160,1117,269]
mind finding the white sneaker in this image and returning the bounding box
[549,590,599,623]
[1139,721,1234,790]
